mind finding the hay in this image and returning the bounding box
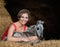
[0,40,60,47]
[0,0,12,38]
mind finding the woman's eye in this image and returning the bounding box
[21,16,28,19]
[25,17,28,19]
[21,16,24,18]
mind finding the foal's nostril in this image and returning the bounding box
[37,27,39,30]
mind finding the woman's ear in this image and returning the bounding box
[18,18,19,19]
[18,17,20,20]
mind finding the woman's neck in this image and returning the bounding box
[18,21,24,27]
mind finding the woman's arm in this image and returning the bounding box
[7,25,29,42]
[28,36,38,41]
[7,25,22,41]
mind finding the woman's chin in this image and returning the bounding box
[22,23,26,25]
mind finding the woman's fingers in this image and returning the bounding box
[28,36,38,41]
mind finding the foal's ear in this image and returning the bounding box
[37,20,44,24]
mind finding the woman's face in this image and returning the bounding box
[19,13,29,25]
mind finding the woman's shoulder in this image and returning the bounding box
[26,26,28,30]
[24,25,28,31]
[9,22,17,30]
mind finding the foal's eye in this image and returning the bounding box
[37,27,39,30]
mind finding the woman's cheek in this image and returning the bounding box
[26,18,29,21]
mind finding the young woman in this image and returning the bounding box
[7,9,38,42]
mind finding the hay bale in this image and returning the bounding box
[0,40,60,47]
[0,0,12,38]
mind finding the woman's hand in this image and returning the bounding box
[28,36,38,41]
[21,36,38,42]
[22,38,30,42]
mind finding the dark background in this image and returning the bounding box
[4,0,60,40]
